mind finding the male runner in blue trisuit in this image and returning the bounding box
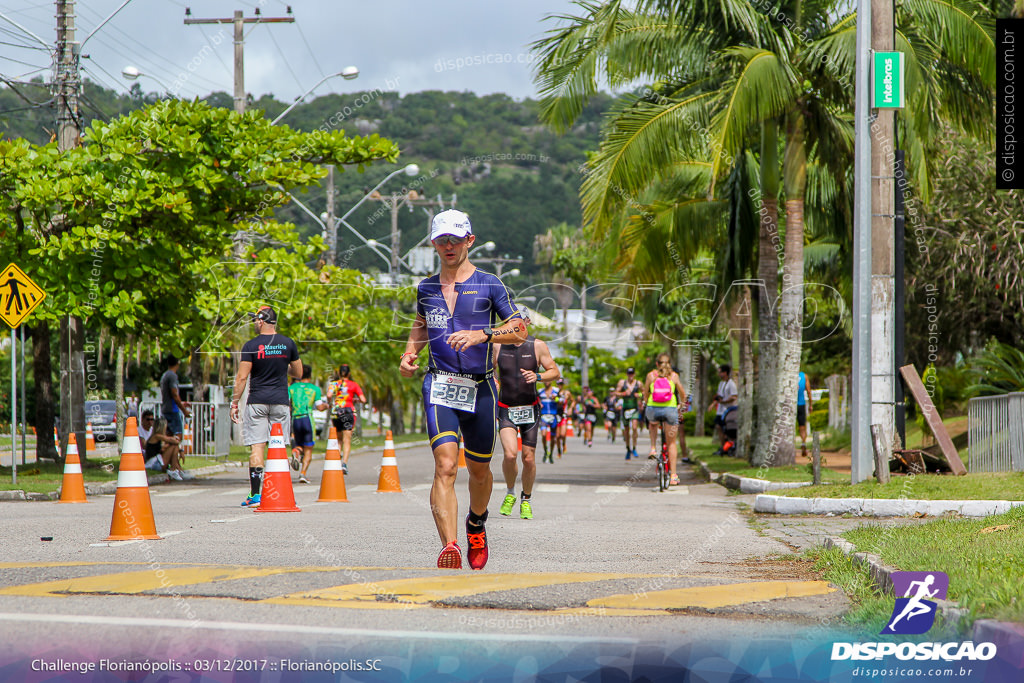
[400,209,526,570]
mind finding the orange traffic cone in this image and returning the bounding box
[255,423,301,512]
[376,430,402,492]
[85,423,96,455]
[106,417,160,540]
[566,420,575,437]
[457,436,467,469]
[57,433,87,503]
[317,425,348,502]
[182,422,193,455]
[517,432,523,453]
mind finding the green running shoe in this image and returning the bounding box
[499,493,516,516]
[520,499,533,520]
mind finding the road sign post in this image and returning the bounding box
[1,263,47,485]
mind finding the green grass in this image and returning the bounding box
[777,472,1024,500]
[0,456,121,494]
[838,506,1024,626]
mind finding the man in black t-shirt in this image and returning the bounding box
[230,305,302,507]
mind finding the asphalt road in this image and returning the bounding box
[0,430,856,680]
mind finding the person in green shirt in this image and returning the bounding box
[289,363,327,483]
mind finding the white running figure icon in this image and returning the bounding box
[888,574,940,631]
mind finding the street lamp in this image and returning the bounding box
[271,67,359,125]
[121,65,172,93]
[470,241,496,257]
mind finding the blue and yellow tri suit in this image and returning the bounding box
[417,268,519,462]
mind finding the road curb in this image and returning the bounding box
[695,459,814,493]
[754,494,1024,517]
[821,536,1023,643]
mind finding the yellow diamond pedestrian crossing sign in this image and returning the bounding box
[0,263,46,328]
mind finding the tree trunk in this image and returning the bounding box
[60,316,87,463]
[31,321,58,461]
[752,121,781,467]
[772,198,805,467]
[189,349,205,403]
[694,352,707,437]
[388,386,404,436]
[115,344,125,444]
[737,287,755,462]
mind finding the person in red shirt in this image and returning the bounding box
[326,363,365,474]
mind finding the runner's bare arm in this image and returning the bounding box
[229,361,252,424]
[534,340,560,383]
[288,359,303,379]
[401,314,429,378]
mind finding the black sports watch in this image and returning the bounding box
[482,326,494,341]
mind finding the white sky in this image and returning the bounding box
[0,0,582,102]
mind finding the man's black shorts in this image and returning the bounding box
[497,404,540,449]
[332,407,355,432]
[797,404,807,427]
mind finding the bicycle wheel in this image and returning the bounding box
[658,454,669,491]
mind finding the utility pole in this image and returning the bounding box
[368,192,447,281]
[871,0,896,457]
[325,166,336,267]
[184,7,295,115]
[55,0,87,461]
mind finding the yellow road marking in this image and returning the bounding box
[586,580,836,611]
[265,573,661,610]
[0,566,332,597]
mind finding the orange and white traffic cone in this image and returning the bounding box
[85,423,95,455]
[106,417,160,540]
[566,420,575,438]
[317,425,348,502]
[517,432,523,454]
[255,423,301,512]
[57,433,87,504]
[457,436,467,469]
[376,430,402,492]
[182,423,193,455]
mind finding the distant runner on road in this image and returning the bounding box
[327,363,365,475]
[400,209,526,570]
[289,363,327,484]
[615,367,643,460]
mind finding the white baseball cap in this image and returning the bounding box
[430,209,473,241]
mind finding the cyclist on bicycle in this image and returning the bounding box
[643,352,687,486]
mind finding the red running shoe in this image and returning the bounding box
[466,517,488,571]
[437,541,462,569]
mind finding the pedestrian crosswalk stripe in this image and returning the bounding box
[595,486,630,494]
[535,484,569,493]
[155,489,208,497]
[263,573,660,610]
[349,484,377,492]
[218,488,252,496]
[583,580,836,612]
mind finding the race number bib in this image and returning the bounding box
[540,414,557,425]
[623,409,638,420]
[429,375,478,412]
[605,410,617,420]
[507,405,535,425]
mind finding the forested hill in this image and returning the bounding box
[1,81,614,276]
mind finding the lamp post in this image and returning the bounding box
[270,67,358,125]
[121,65,173,94]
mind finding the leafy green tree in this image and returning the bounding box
[0,99,399,460]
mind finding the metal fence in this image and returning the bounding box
[967,393,1024,473]
[139,402,231,460]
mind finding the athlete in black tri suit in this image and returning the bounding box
[615,367,644,460]
[400,209,526,571]
[493,320,560,520]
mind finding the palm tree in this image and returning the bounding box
[533,0,994,465]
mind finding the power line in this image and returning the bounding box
[292,19,327,80]
[264,24,305,92]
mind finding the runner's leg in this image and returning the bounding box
[499,426,519,491]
